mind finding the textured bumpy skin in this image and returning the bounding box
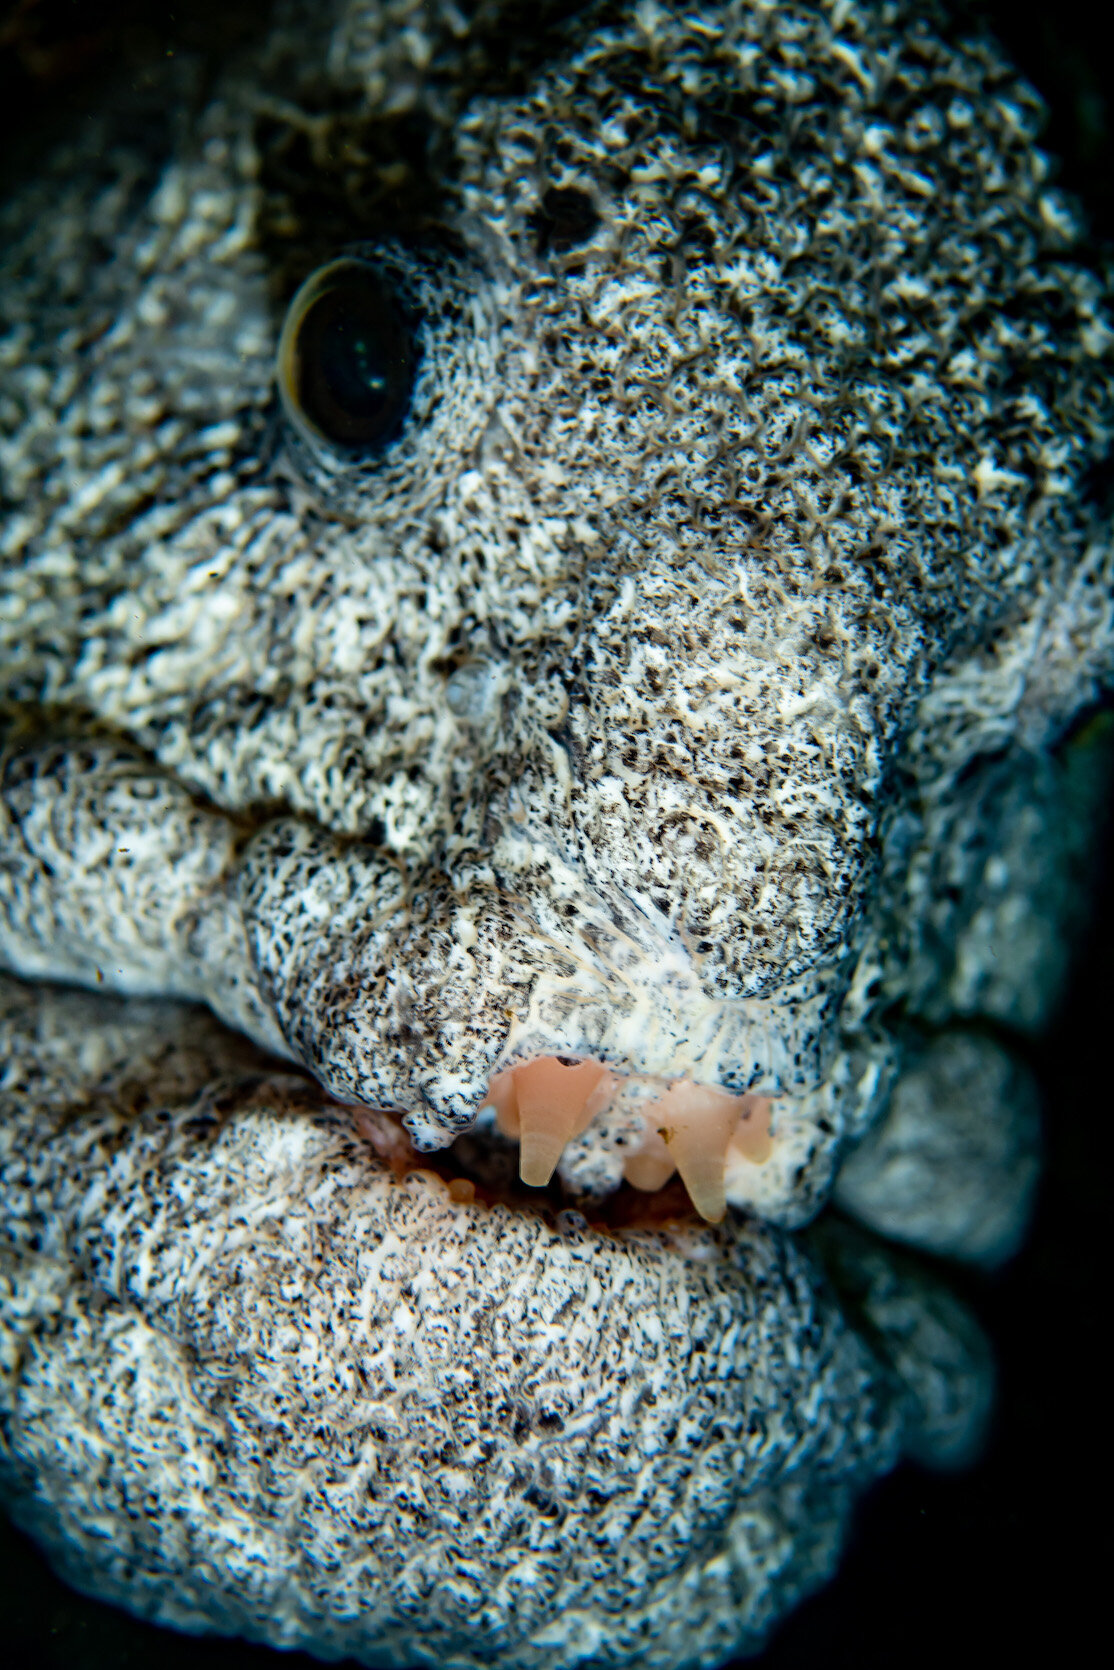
[0,975,990,1668]
[0,0,1111,1662]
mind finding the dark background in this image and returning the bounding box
[0,2,1109,1666]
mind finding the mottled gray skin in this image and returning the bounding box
[0,0,1111,1662]
[834,1029,1041,1264]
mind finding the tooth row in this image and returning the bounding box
[480,1055,773,1222]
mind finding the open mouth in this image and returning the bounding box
[350,1051,774,1226]
[0,733,824,1234]
[481,1055,775,1225]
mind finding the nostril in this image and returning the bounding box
[530,185,600,254]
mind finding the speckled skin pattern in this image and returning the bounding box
[0,0,1110,1662]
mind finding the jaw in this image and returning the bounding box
[0,970,992,1670]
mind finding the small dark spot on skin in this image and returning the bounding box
[530,185,600,254]
[524,1487,560,1515]
[679,215,715,249]
[511,1406,532,1442]
[1080,447,1114,517]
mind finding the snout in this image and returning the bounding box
[1,735,881,1228]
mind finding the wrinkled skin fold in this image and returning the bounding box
[1,0,1112,1663]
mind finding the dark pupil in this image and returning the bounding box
[294,272,414,452]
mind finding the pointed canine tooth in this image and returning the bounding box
[622,1127,677,1193]
[650,1081,748,1223]
[519,1126,573,1188]
[505,1056,617,1188]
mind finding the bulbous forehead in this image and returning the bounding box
[322,0,1111,585]
[0,0,1110,923]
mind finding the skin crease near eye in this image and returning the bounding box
[0,2,1111,1668]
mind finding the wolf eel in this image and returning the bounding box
[0,3,1111,1665]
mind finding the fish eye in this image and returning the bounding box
[277,257,417,458]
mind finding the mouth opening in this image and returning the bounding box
[349,1053,774,1228]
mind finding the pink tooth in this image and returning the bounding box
[481,1058,774,1216]
[622,1126,677,1193]
[643,1081,750,1224]
[481,1065,519,1132]
[483,1056,618,1187]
